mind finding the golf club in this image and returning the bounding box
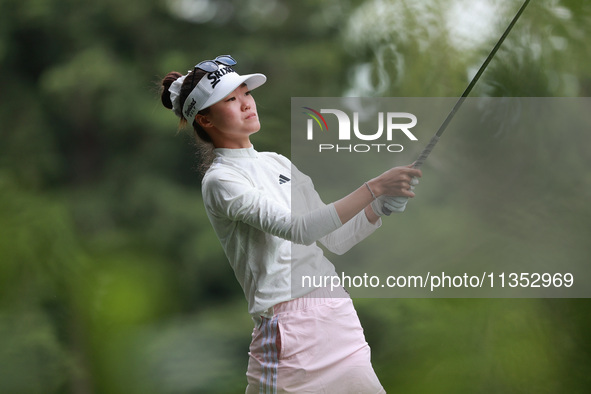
[383,0,531,215]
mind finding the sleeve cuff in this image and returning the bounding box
[327,202,343,227]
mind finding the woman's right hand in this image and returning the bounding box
[334,164,422,225]
[367,165,422,198]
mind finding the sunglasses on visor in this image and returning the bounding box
[190,55,237,88]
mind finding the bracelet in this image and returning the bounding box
[364,182,377,200]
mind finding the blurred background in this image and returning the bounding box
[1,0,590,392]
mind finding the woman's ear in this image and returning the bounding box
[195,113,212,129]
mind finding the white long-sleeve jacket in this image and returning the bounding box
[201,146,381,321]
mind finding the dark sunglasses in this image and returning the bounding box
[190,55,237,88]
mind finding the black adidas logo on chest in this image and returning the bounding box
[279,174,291,184]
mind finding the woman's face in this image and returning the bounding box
[200,83,261,148]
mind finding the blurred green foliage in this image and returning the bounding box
[1,0,590,393]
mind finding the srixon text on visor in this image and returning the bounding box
[307,110,418,153]
[209,66,235,88]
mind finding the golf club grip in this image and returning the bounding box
[412,135,440,170]
[382,135,440,216]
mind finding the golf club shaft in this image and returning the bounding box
[383,0,531,215]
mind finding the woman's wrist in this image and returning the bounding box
[365,178,382,198]
[364,182,377,200]
[364,204,380,224]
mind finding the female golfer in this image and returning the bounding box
[160,55,421,393]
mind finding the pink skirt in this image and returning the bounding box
[245,287,385,393]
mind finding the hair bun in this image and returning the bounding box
[160,71,183,110]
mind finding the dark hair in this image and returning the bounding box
[160,69,215,174]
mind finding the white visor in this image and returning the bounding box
[182,65,266,121]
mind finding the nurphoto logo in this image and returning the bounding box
[302,107,418,153]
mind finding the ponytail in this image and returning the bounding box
[160,70,215,175]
